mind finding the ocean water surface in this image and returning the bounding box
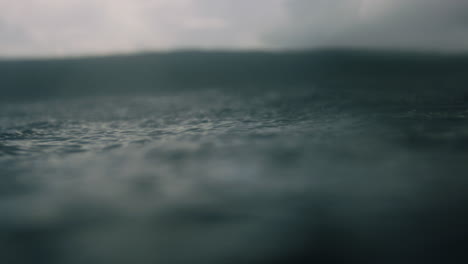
[1,52,468,264]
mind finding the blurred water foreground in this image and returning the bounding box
[1,50,468,264]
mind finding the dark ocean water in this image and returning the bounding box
[1,51,468,264]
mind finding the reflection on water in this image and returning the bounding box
[1,92,468,264]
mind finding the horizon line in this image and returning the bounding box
[1,46,467,62]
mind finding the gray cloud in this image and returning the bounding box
[267,0,468,51]
[0,0,468,57]
[0,0,285,57]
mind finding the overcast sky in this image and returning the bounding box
[1,0,467,57]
